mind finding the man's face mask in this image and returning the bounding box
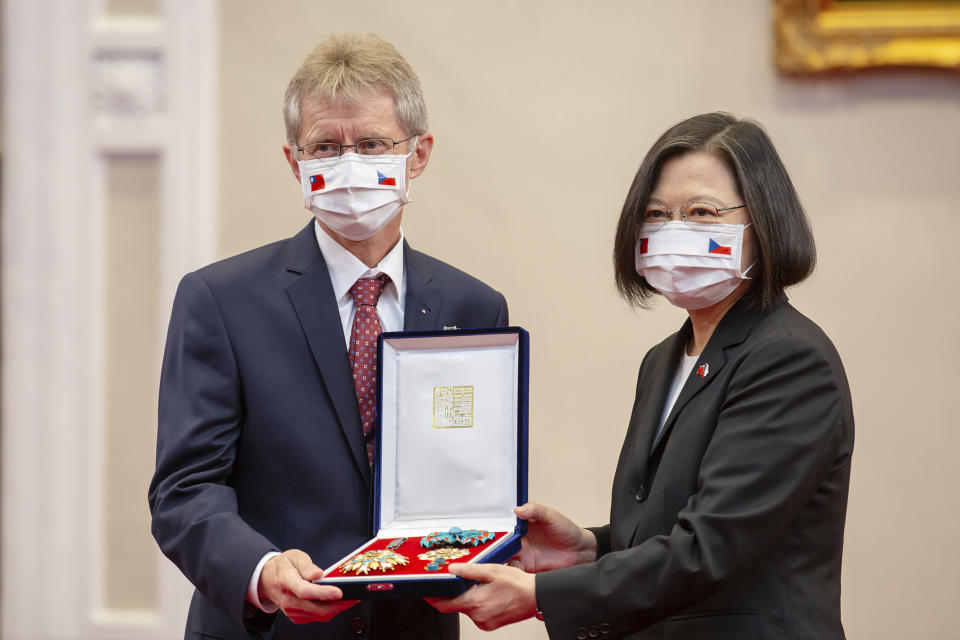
[298,143,414,241]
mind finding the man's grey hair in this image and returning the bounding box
[283,33,428,144]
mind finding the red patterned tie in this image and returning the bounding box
[349,274,391,467]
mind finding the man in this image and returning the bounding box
[149,34,508,640]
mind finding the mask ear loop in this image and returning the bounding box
[740,222,754,278]
[399,135,419,197]
[403,135,419,161]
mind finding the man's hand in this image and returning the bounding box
[258,549,358,624]
[510,502,597,573]
[426,563,537,631]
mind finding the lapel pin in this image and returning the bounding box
[420,307,428,315]
[696,363,709,379]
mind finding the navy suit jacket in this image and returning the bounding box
[149,221,508,639]
[537,297,853,640]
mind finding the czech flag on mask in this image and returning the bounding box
[708,238,731,255]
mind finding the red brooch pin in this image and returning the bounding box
[696,363,709,379]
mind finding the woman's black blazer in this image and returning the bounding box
[537,296,853,640]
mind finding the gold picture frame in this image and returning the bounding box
[775,0,960,73]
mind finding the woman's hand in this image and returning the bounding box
[426,563,537,631]
[510,502,597,573]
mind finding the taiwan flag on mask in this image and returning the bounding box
[377,170,397,186]
[309,174,325,191]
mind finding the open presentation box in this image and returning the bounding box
[321,327,529,599]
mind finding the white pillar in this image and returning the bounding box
[1,0,218,637]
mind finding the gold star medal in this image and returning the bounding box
[341,549,409,575]
[418,547,470,562]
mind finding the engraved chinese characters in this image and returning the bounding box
[433,385,474,428]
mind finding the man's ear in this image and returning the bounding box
[407,133,434,180]
[283,143,301,181]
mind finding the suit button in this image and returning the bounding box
[600,622,611,634]
[351,616,367,636]
[576,627,588,639]
[634,484,646,502]
[589,625,600,637]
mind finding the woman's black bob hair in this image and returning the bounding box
[613,112,816,310]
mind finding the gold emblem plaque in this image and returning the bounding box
[433,386,474,428]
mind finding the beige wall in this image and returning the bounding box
[219,2,960,638]
[104,155,161,609]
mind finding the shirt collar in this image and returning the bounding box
[313,218,405,302]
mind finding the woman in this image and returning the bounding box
[431,112,853,639]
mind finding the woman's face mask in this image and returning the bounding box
[636,220,755,310]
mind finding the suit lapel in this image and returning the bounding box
[649,297,772,454]
[610,328,688,547]
[630,326,689,477]
[402,242,443,331]
[284,223,371,484]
